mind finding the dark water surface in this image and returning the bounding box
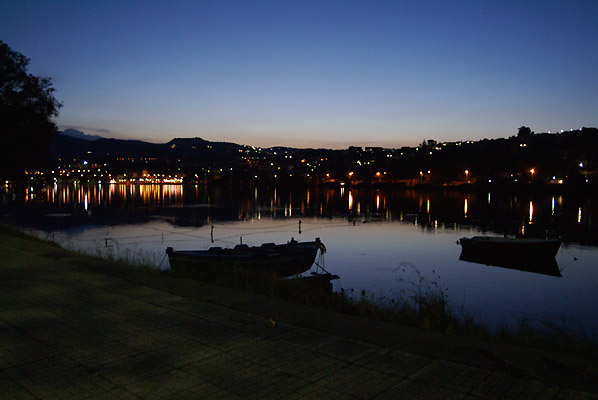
[3,183,597,335]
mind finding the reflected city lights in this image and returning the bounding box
[12,184,597,242]
[22,183,191,210]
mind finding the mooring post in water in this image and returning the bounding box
[211,225,214,243]
[105,238,108,248]
[298,220,302,234]
[240,236,243,245]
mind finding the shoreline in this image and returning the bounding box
[1,223,597,396]
[5,222,597,352]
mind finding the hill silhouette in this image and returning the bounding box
[47,128,598,188]
[61,129,103,141]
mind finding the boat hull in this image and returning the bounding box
[167,240,321,279]
[458,236,561,276]
[459,236,560,258]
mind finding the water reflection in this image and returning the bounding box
[25,183,185,209]
[8,184,598,245]
[460,251,561,277]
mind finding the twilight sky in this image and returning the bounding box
[1,0,596,148]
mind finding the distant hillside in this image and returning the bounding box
[166,137,244,160]
[46,128,598,188]
[60,129,103,141]
[48,135,245,166]
[49,135,165,162]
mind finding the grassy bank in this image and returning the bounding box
[2,222,596,358]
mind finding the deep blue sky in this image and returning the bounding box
[1,0,596,148]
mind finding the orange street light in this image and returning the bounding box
[530,168,535,182]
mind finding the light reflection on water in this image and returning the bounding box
[7,183,598,335]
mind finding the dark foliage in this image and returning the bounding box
[0,40,61,181]
[517,126,533,138]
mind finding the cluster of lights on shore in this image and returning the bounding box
[20,145,589,187]
[21,165,581,186]
[25,168,183,184]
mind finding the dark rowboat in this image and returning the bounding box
[459,236,561,258]
[166,238,325,279]
[458,236,562,276]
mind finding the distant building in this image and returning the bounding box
[365,147,384,154]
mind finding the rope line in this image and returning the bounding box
[35,218,360,253]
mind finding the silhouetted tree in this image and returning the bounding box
[0,40,61,181]
[517,126,533,138]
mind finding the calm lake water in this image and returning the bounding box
[2,183,597,336]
